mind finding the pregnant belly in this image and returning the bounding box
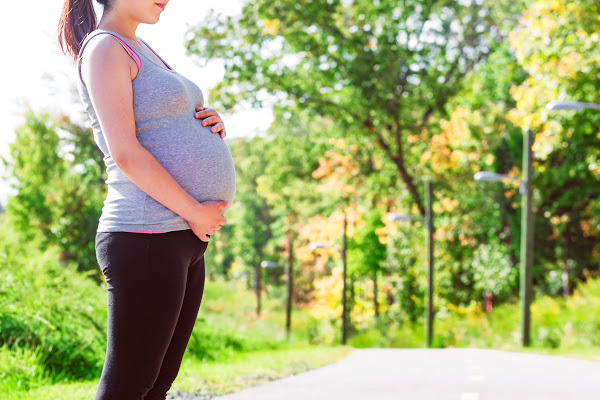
[139,121,237,217]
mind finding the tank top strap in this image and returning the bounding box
[77,29,143,84]
[136,36,173,70]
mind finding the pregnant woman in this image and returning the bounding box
[57,0,236,398]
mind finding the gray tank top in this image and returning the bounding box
[75,29,236,232]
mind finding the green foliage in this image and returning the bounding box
[0,218,107,383]
[471,241,518,302]
[1,109,105,276]
[0,344,52,393]
[186,0,529,217]
[2,109,65,244]
[349,276,600,352]
[348,323,424,349]
[385,221,426,324]
[182,277,296,363]
[0,214,318,395]
[347,207,386,277]
[306,315,339,345]
[3,1,600,396]
[9,346,353,400]
[507,0,600,289]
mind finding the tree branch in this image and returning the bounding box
[366,116,425,216]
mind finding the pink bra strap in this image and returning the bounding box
[78,31,142,83]
[110,36,142,71]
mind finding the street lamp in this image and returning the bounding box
[473,129,534,347]
[388,180,435,348]
[260,261,279,268]
[309,213,349,345]
[480,99,600,345]
[546,100,600,111]
[260,260,281,289]
[388,213,417,222]
[474,171,526,195]
[260,260,280,296]
[309,242,327,251]
[546,100,600,299]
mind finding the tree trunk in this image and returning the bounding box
[255,262,262,317]
[373,269,379,318]
[286,236,293,337]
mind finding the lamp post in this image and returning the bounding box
[388,180,435,348]
[473,172,526,194]
[309,212,348,345]
[473,129,534,347]
[546,100,600,112]
[478,100,600,345]
[546,100,600,298]
[286,237,294,339]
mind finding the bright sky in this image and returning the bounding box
[0,0,273,207]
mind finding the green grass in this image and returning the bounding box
[502,345,600,362]
[172,345,354,396]
[0,269,338,398]
[11,345,354,400]
[0,215,351,398]
[2,215,599,399]
[348,277,600,360]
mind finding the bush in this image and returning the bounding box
[0,344,52,392]
[344,276,600,352]
[0,220,108,382]
[306,315,338,345]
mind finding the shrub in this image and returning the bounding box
[0,218,107,382]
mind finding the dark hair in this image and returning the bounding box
[57,0,113,63]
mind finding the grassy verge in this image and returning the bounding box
[171,344,354,396]
[499,345,600,362]
[12,345,354,400]
[0,217,349,399]
[347,277,600,362]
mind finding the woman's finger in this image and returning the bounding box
[195,108,216,118]
[200,115,219,125]
[194,107,226,137]
[208,122,224,133]
[201,116,222,127]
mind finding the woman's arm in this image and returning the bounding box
[110,143,205,222]
[81,34,206,222]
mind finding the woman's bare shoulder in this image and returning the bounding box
[80,34,139,86]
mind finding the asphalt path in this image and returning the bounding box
[215,348,600,400]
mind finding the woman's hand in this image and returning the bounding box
[187,200,229,242]
[194,106,227,139]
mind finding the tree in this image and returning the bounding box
[2,109,106,276]
[256,106,339,302]
[185,0,526,220]
[227,135,277,316]
[347,206,387,319]
[508,0,600,289]
[2,109,65,245]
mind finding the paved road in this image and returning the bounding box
[216,348,600,400]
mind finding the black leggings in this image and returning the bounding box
[94,229,209,400]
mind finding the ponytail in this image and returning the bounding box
[57,0,112,63]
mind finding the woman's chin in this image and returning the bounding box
[143,14,162,24]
